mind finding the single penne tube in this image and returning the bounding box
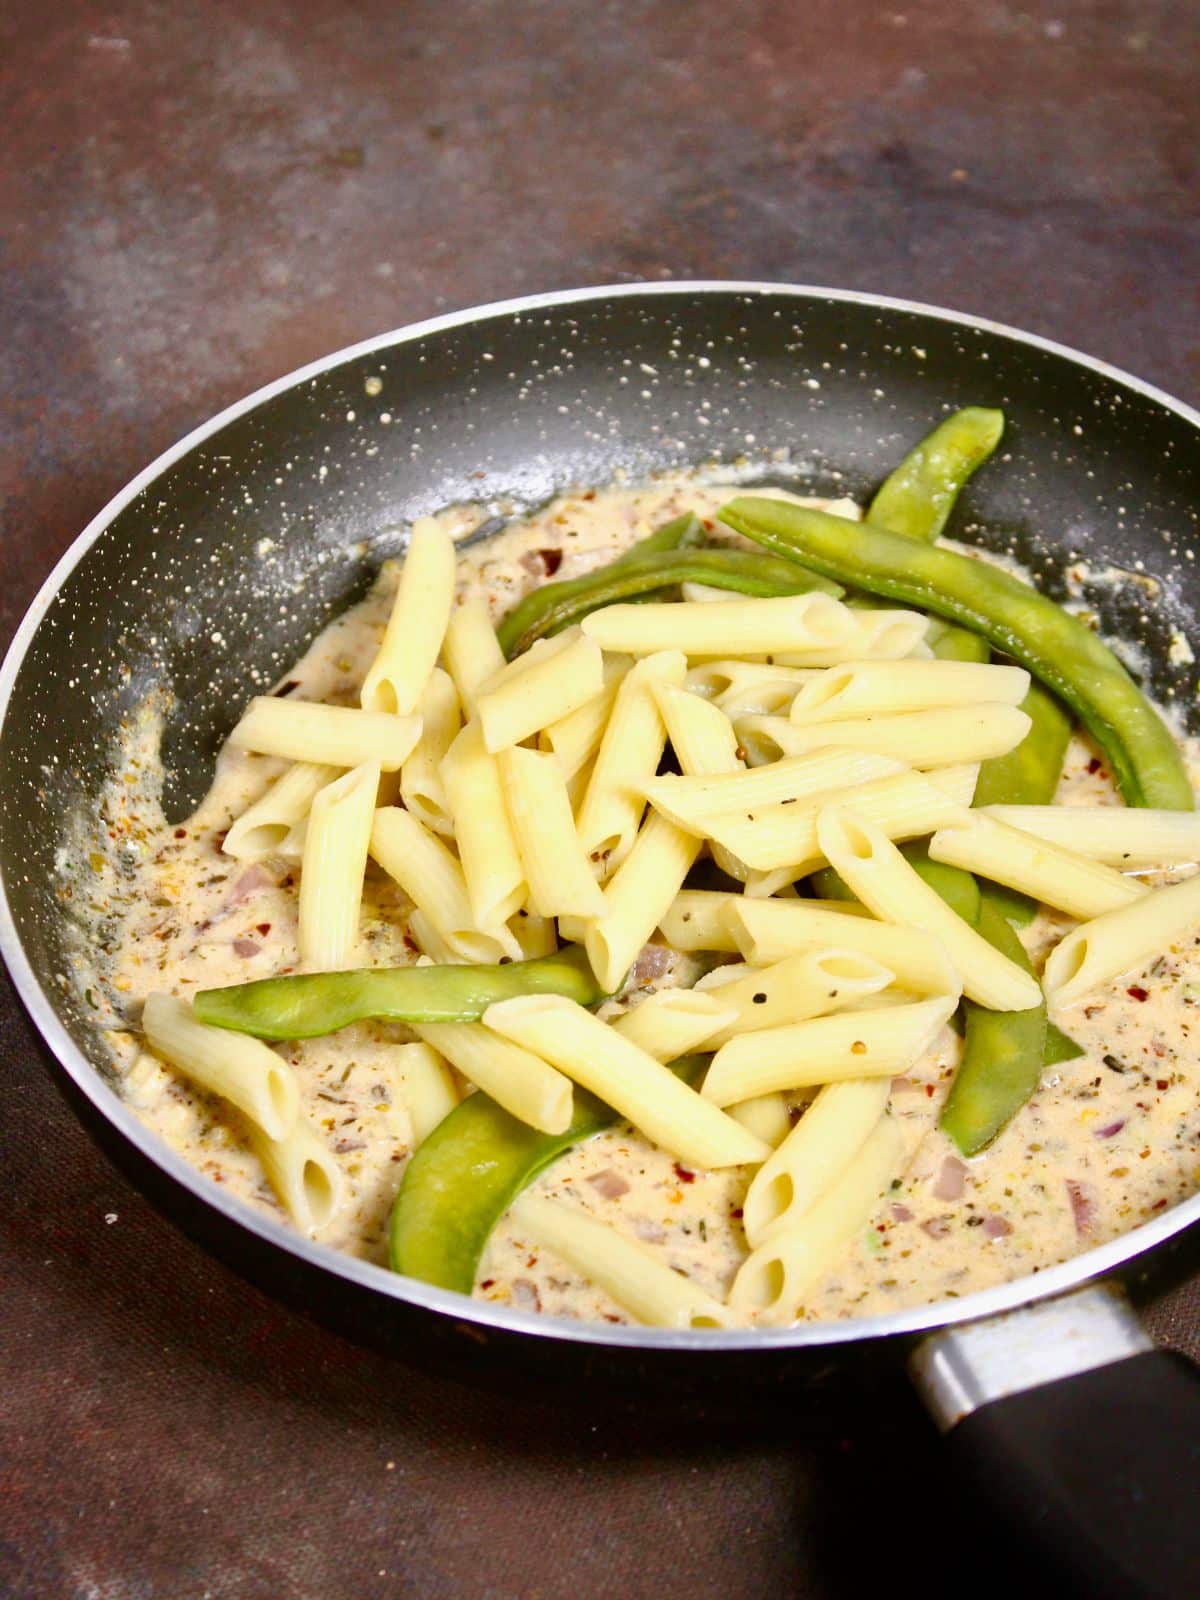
[657,890,746,952]
[361,517,457,715]
[772,608,931,666]
[679,581,742,603]
[298,762,379,970]
[701,995,955,1105]
[575,650,685,878]
[740,1078,892,1248]
[415,1021,574,1135]
[370,806,519,962]
[642,748,906,833]
[580,592,855,657]
[390,1040,461,1147]
[789,658,1029,724]
[400,668,462,837]
[981,805,1200,869]
[724,896,960,997]
[406,909,465,965]
[442,720,527,928]
[654,682,749,881]
[223,761,342,860]
[728,1093,794,1147]
[509,1194,730,1330]
[693,949,895,1046]
[483,995,771,1168]
[228,698,421,771]
[477,628,605,752]
[611,989,740,1060]
[142,992,299,1142]
[1043,869,1200,1009]
[698,768,975,873]
[248,1115,345,1235]
[584,812,702,992]
[509,907,559,959]
[929,812,1149,920]
[499,745,607,920]
[817,806,1041,1011]
[443,595,506,716]
[538,653,632,780]
[729,1117,904,1325]
[736,703,1032,769]
[684,659,820,712]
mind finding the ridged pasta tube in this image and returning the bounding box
[298,762,379,970]
[789,659,1029,723]
[223,762,341,861]
[1043,869,1200,1009]
[228,699,421,771]
[142,993,299,1142]
[361,517,457,715]
[400,668,462,837]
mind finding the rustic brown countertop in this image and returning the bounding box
[3,2,1199,1595]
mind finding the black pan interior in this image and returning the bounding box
[4,287,1199,1081]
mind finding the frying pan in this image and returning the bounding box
[3,284,1200,1596]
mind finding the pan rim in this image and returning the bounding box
[3,278,1199,1355]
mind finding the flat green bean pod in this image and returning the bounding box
[390,1056,707,1293]
[719,496,1193,811]
[868,407,1005,542]
[192,947,603,1040]
[497,545,840,657]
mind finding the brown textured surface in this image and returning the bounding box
[3,2,1200,1596]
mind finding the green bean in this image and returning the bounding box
[940,903,1048,1156]
[191,947,603,1041]
[928,619,991,665]
[497,546,840,657]
[810,844,980,926]
[1044,1022,1085,1065]
[389,1056,707,1293]
[612,510,705,561]
[719,497,1193,811]
[868,408,1005,542]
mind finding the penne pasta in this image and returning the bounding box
[642,748,906,833]
[657,890,746,953]
[575,650,685,878]
[724,896,960,998]
[740,1078,892,1248]
[248,1115,345,1235]
[441,720,527,929]
[499,745,607,920]
[690,767,976,873]
[1043,869,1200,1009]
[142,992,299,1142]
[789,658,1029,723]
[727,1093,794,1147]
[581,592,855,657]
[509,1194,730,1329]
[684,659,821,719]
[701,996,956,1105]
[298,762,379,970]
[476,628,604,753]
[443,595,506,716]
[370,806,519,962]
[361,517,457,715]
[817,806,1041,1011]
[406,909,466,965]
[400,668,462,837]
[538,653,632,780]
[228,698,421,771]
[483,995,771,1168]
[584,811,702,992]
[981,804,1200,870]
[611,989,739,1060]
[223,761,342,861]
[390,1040,461,1147]
[693,949,896,1045]
[929,812,1148,920]
[508,907,559,959]
[729,1117,905,1324]
[772,609,931,666]
[736,703,1032,770]
[415,1021,574,1134]
[653,682,749,881]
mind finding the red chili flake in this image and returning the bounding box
[1087,757,1102,774]
[925,1084,936,1098]
[1127,985,1149,1002]
[730,1206,744,1220]
[1157,1079,1170,1092]
[174,827,187,839]
[540,548,563,575]
[1152,1199,1169,1212]
[256,922,272,936]
[673,1162,696,1184]
[479,1278,495,1290]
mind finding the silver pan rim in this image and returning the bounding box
[3,278,1198,1355]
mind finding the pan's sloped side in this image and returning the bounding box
[2,284,1199,1366]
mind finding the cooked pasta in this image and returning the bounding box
[538,653,632,780]
[789,659,1029,723]
[610,989,739,1060]
[443,595,506,716]
[228,698,421,771]
[298,762,378,970]
[980,805,1200,869]
[142,993,299,1142]
[223,761,341,861]
[498,745,607,920]
[248,1115,346,1235]
[400,668,462,837]
[476,628,605,752]
[390,1040,461,1147]
[1043,870,1200,1009]
[723,897,961,996]
[692,949,896,1045]
[581,592,855,656]
[369,805,519,962]
[361,516,457,715]
[584,811,702,992]
[441,721,527,929]
[415,1022,574,1135]
[736,703,1032,769]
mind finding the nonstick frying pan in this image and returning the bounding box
[3,284,1200,1597]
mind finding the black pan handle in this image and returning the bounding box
[910,1286,1200,1600]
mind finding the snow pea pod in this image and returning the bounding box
[719,497,1193,811]
[390,1055,708,1293]
[192,947,603,1041]
[497,545,840,657]
[928,619,991,664]
[868,407,1005,542]
[940,902,1048,1156]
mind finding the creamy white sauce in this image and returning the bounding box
[70,474,1200,1327]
